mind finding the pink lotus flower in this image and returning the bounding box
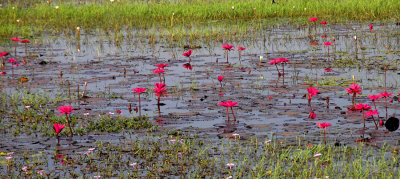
[369,24,373,31]
[237,47,245,51]
[133,88,146,94]
[218,75,223,82]
[320,21,327,25]
[222,44,234,51]
[0,72,6,75]
[222,44,234,63]
[324,42,332,46]
[379,91,392,98]
[269,59,282,77]
[183,63,193,70]
[155,64,168,68]
[307,87,319,99]
[317,122,331,129]
[117,109,121,114]
[354,103,371,111]
[57,105,74,137]
[153,83,166,96]
[368,95,381,101]
[365,109,379,117]
[346,83,362,95]
[309,17,318,22]
[21,40,30,43]
[182,50,192,57]
[309,111,317,119]
[0,52,8,57]
[279,58,290,63]
[268,59,281,65]
[355,103,371,128]
[324,68,332,72]
[11,37,21,42]
[7,58,16,63]
[57,105,74,115]
[219,101,238,121]
[53,123,65,134]
[218,75,223,87]
[153,68,165,74]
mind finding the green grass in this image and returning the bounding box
[2,133,400,178]
[0,0,399,38]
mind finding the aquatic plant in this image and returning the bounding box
[309,111,317,119]
[21,39,30,57]
[182,50,193,62]
[324,42,332,56]
[368,94,381,109]
[53,123,65,144]
[269,58,282,77]
[237,46,245,62]
[183,63,192,70]
[219,100,238,121]
[365,109,379,129]
[153,68,165,83]
[346,83,362,104]
[307,87,319,106]
[355,103,371,129]
[316,122,331,144]
[218,75,224,88]
[11,37,20,57]
[133,88,146,119]
[153,83,166,106]
[57,105,74,137]
[369,24,373,31]
[379,91,392,119]
[222,44,234,63]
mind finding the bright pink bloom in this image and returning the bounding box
[7,58,16,63]
[224,101,238,107]
[218,101,228,107]
[324,68,332,72]
[133,88,146,94]
[155,64,168,68]
[354,103,371,111]
[182,50,192,57]
[117,109,121,114]
[365,109,379,117]
[309,111,317,119]
[153,68,165,74]
[53,123,65,134]
[307,87,319,99]
[21,40,30,43]
[153,83,166,96]
[269,59,281,65]
[316,122,331,128]
[279,58,290,63]
[57,105,74,115]
[369,24,373,31]
[218,75,223,82]
[368,94,381,101]
[237,47,245,51]
[320,21,327,25]
[323,42,332,46]
[0,72,6,75]
[346,83,362,95]
[379,91,392,98]
[0,52,7,57]
[11,37,20,42]
[309,17,318,22]
[222,44,234,51]
[183,63,193,70]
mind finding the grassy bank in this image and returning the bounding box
[0,0,399,38]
